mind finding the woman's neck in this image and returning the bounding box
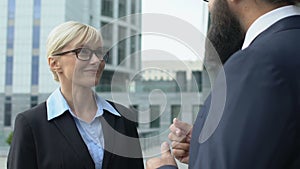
[60,84,98,123]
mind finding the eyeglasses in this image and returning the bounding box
[203,0,209,2]
[52,47,109,62]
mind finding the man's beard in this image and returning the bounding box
[205,0,245,65]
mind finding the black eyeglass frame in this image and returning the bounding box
[52,47,109,62]
[203,0,209,2]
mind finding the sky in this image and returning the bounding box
[141,0,209,61]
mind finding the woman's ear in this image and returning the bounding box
[48,57,63,73]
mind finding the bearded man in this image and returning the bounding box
[147,0,300,169]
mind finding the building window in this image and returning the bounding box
[96,70,113,92]
[31,0,40,86]
[191,71,202,92]
[102,0,113,17]
[31,96,38,108]
[31,56,39,85]
[171,105,181,124]
[7,26,14,48]
[118,40,126,65]
[101,22,113,64]
[33,0,41,19]
[8,0,15,19]
[118,0,127,18]
[101,22,113,42]
[131,0,136,24]
[150,105,160,128]
[130,31,136,69]
[131,0,136,14]
[5,57,13,86]
[32,25,40,48]
[118,26,127,65]
[6,0,15,86]
[4,96,12,127]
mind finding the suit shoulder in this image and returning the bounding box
[227,29,300,71]
[17,102,47,122]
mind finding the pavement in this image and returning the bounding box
[0,157,6,169]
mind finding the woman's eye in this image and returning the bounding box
[80,48,90,55]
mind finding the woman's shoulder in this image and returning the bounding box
[17,102,47,123]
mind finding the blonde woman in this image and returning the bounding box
[8,21,144,169]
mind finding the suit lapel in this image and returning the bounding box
[53,111,95,169]
[101,110,118,169]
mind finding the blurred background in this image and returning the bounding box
[0,0,210,168]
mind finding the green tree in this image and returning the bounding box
[6,132,13,145]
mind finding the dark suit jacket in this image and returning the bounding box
[189,15,300,169]
[7,101,144,169]
[160,15,300,169]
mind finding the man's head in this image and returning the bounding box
[205,0,299,65]
[262,0,299,4]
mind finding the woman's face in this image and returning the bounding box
[57,38,106,88]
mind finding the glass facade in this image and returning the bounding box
[8,0,15,19]
[130,0,136,24]
[30,95,38,108]
[171,105,181,123]
[4,96,12,127]
[6,0,15,86]
[131,0,136,14]
[31,56,39,85]
[150,105,160,128]
[96,70,113,92]
[31,0,41,86]
[5,57,13,86]
[192,71,202,92]
[130,31,136,69]
[118,0,127,18]
[117,26,127,65]
[7,26,14,49]
[101,21,113,64]
[101,0,113,17]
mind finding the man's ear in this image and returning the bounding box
[48,57,63,73]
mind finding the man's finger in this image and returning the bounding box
[173,149,189,158]
[169,124,188,137]
[171,141,190,150]
[161,142,172,159]
[168,132,186,142]
[173,118,192,134]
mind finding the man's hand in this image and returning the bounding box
[146,142,177,169]
[168,118,193,164]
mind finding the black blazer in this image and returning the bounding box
[7,101,144,169]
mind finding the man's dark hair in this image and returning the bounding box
[263,0,300,4]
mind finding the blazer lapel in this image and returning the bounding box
[101,110,118,169]
[53,111,95,169]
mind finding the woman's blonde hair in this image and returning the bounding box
[46,21,102,81]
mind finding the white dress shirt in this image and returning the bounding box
[242,5,300,50]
